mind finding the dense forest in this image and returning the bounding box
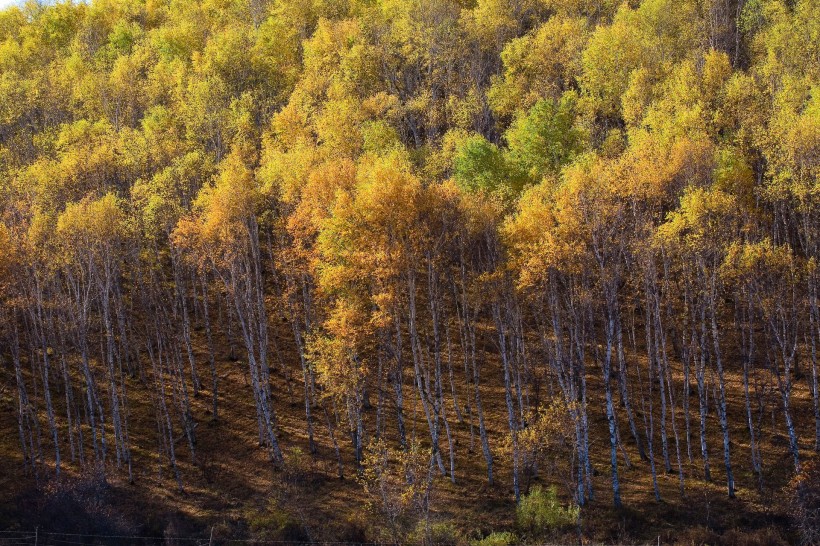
[0,0,818,542]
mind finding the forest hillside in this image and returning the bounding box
[0,0,819,543]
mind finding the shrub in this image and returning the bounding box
[789,459,820,545]
[335,513,369,543]
[669,525,719,545]
[247,503,289,539]
[408,520,463,545]
[516,485,578,537]
[360,439,434,543]
[247,499,308,542]
[721,526,788,546]
[36,471,136,536]
[469,531,518,546]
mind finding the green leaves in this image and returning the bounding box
[505,93,585,182]
[453,134,513,194]
[453,93,584,197]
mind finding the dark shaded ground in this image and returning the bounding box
[0,326,811,544]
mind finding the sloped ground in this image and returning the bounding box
[0,319,810,544]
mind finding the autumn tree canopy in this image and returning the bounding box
[0,0,818,542]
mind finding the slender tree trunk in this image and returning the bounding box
[200,274,219,420]
[697,301,712,482]
[708,271,734,498]
[494,299,521,502]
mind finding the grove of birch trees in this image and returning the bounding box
[0,0,818,526]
